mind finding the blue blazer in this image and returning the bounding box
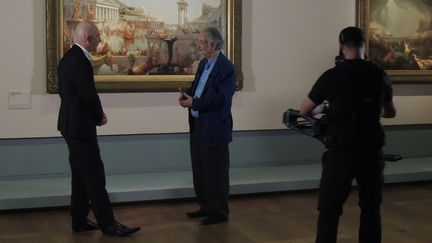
[186,53,236,148]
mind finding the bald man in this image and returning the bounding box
[57,22,140,237]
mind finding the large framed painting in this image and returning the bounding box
[46,0,243,93]
[358,0,432,83]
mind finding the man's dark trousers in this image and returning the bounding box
[64,136,114,228]
[316,147,384,243]
[190,120,230,218]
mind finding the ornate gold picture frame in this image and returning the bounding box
[46,0,243,93]
[357,0,432,83]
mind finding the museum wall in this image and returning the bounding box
[0,0,431,139]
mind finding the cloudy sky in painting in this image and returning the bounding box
[372,0,432,37]
[120,0,220,24]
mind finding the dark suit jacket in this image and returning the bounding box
[186,53,236,148]
[57,45,104,138]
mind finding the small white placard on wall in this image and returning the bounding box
[8,91,31,109]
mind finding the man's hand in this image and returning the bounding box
[381,101,396,118]
[178,90,187,106]
[311,103,326,115]
[99,113,108,126]
[179,92,193,108]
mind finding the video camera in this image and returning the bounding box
[282,109,327,142]
[282,109,402,162]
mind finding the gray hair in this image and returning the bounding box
[201,27,224,50]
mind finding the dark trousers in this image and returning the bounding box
[63,136,114,228]
[190,123,230,217]
[316,147,384,243]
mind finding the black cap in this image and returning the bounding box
[339,26,365,46]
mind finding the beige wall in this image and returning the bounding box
[0,0,431,138]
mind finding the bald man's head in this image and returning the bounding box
[73,21,101,53]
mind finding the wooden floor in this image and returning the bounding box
[0,182,431,243]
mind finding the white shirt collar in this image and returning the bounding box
[74,43,92,61]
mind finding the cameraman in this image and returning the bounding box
[299,27,396,243]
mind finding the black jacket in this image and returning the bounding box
[57,45,104,138]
